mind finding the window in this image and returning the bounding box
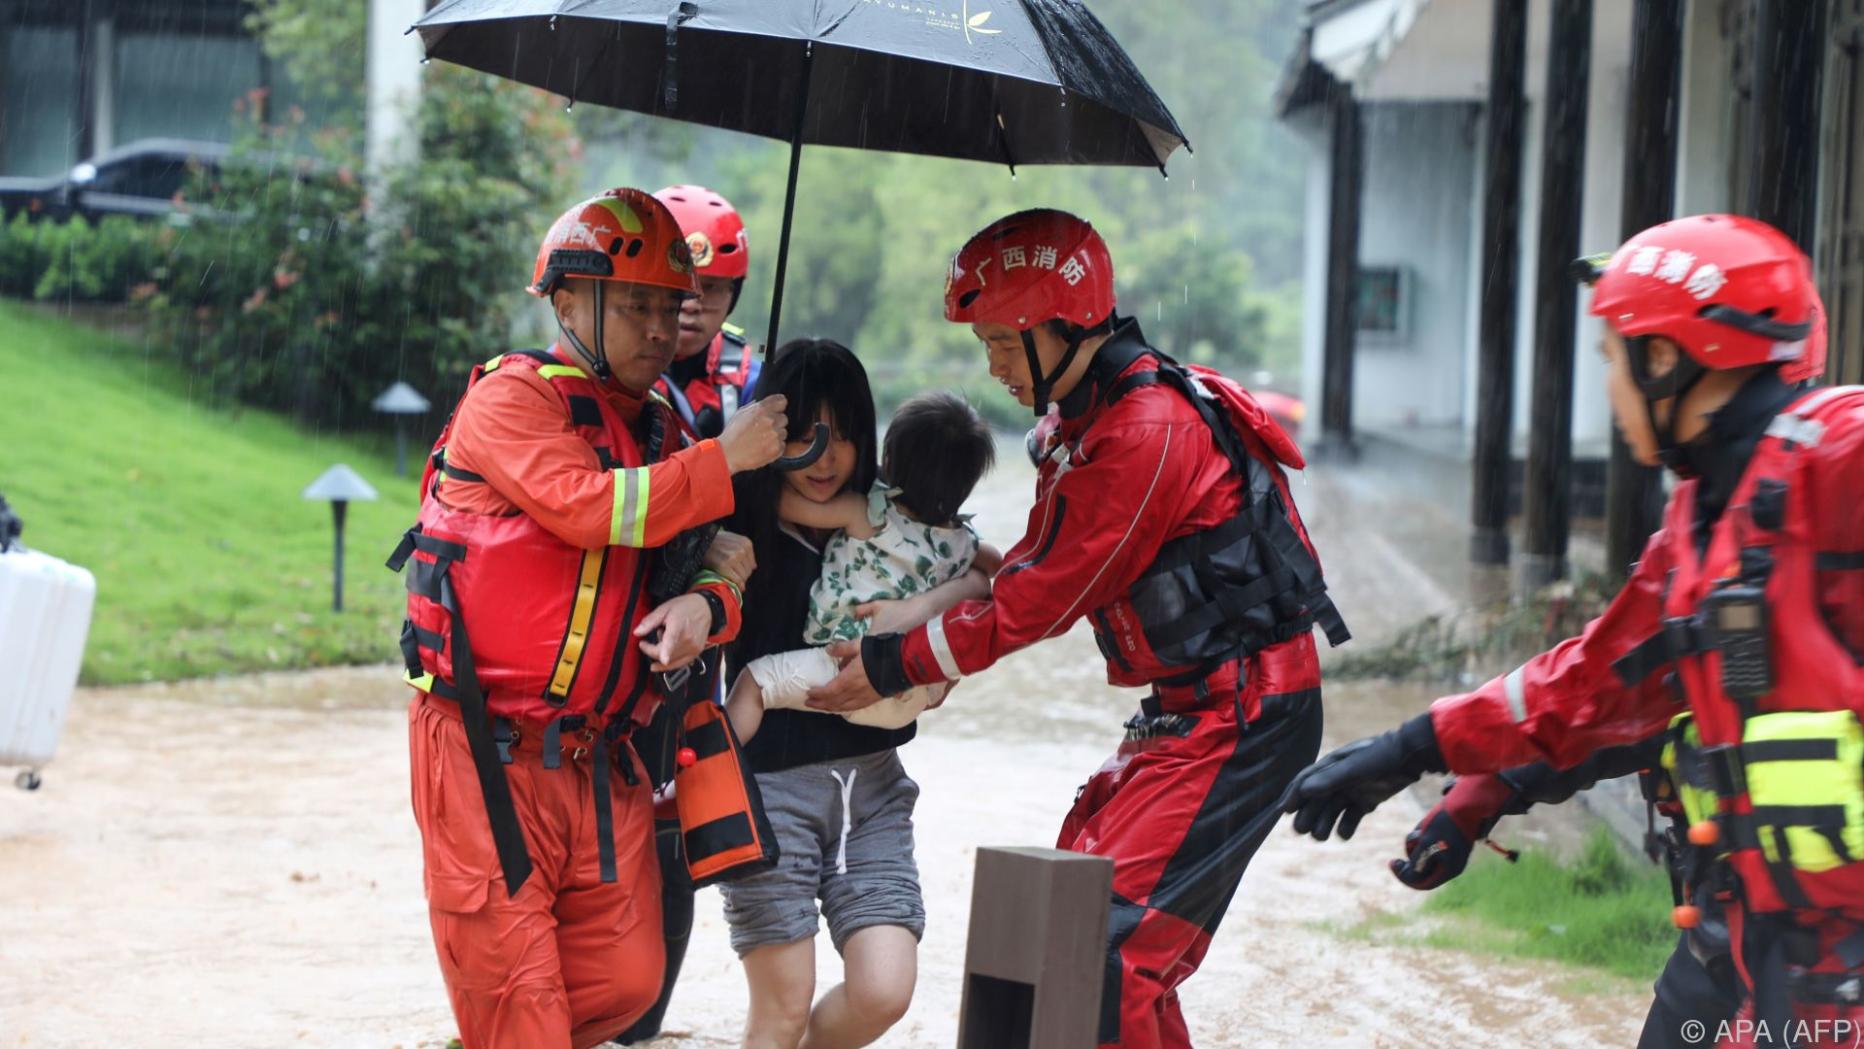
[1355,264,1409,344]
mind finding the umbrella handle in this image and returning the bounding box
[773,423,829,472]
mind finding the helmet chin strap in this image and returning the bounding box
[1019,320,1094,418]
[1626,335,1709,477]
[557,280,614,382]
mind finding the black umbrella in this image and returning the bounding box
[412,0,1189,355]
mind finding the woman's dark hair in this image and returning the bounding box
[884,392,995,526]
[731,337,879,574]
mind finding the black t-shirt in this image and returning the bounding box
[730,524,916,773]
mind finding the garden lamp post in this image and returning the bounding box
[372,381,431,477]
[303,464,378,613]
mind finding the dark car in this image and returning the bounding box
[0,139,235,224]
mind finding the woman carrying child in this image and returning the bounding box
[721,340,996,1049]
[728,390,999,740]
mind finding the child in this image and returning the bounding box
[728,391,999,740]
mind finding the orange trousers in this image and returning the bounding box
[408,696,664,1049]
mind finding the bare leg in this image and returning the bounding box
[741,939,816,1049]
[726,669,766,743]
[799,925,917,1049]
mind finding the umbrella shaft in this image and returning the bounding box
[765,42,814,358]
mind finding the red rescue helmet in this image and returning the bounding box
[1583,214,1825,384]
[528,188,700,298]
[653,184,750,280]
[945,209,1116,331]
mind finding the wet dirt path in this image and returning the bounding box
[0,451,1649,1047]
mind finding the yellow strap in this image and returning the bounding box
[692,569,742,603]
[723,321,745,337]
[538,364,590,380]
[610,467,651,547]
[547,549,606,699]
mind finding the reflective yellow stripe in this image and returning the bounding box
[610,467,651,547]
[483,354,507,371]
[538,364,589,380]
[404,671,436,692]
[547,549,606,699]
[723,321,746,337]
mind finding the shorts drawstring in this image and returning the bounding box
[829,766,858,875]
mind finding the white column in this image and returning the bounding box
[90,11,114,155]
[365,0,426,181]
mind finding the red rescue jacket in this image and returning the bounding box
[897,320,1346,715]
[1431,385,1864,919]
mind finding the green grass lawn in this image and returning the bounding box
[1323,829,1679,988]
[0,301,423,685]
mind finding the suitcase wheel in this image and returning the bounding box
[15,769,42,791]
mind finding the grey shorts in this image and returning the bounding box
[718,747,926,956]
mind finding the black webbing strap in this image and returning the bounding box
[1746,804,1852,829]
[398,619,424,677]
[683,715,731,761]
[405,559,445,602]
[386,527,419,573]
[410,624,447,654]
[1765,825,1817,910]
[1743,738,1840,763]
[437,570,534,896]
[1817,550,1864,571]
[685,811,756,860]
[591,719,639,884]
[445,465,488,485]
[1613,616,1711,687]
[593,725,615,882]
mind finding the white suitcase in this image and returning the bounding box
[0,546,96,790]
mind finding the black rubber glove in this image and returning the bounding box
[1390,773,1515,889]
[1284,713,1446,841]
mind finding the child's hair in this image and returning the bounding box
[882,392,994,527]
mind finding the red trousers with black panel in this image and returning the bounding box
[1058,658,1322,1048]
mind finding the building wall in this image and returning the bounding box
[1354,100,1480,431]
[0,0,353,178]
[1570,0,1632,458]
[1294,109,1333,428]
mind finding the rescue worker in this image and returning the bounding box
[617,185,762,1045]
[1397,742,1740,1048]
[1286,214,1864,1048]
[652,184,760,441]
[809,209,1351,1047]
[391,187,790,1049]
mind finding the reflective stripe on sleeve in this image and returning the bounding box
[1503,666,1529,724]
[926,612,963,681]
[610,467,651,547]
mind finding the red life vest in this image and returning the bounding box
[655,325,761,441]
[397,349,671,729]
[1638,385,1864,916]
[1082,347,1349,707]
[388,349,676,894]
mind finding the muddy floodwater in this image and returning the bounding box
[0,447,1648,1047]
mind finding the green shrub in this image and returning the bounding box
[0,213,161,303]
[138,66,574,431]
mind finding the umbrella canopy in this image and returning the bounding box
[413,0,1189,171]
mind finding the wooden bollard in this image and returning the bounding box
[957,846,1114,1049]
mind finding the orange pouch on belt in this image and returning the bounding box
[675,700,780,886]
